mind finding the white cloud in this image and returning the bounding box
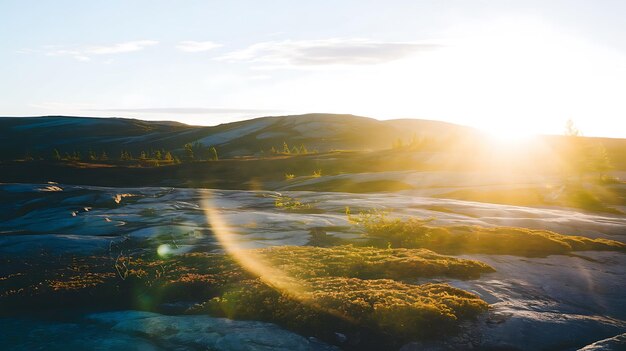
[43,40,159,61]
[85,40,158,54]
[176,40,222,52]
[219,38,440,66]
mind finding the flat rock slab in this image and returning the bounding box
[0,311,339,351]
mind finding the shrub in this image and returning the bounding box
[273,194,317,212]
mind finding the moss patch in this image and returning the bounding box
[257,245,494,280]
[0,245,492,347]
[0,245,491,310]
[356,213,626,256]
[194,277,488,345]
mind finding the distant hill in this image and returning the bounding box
[0,113,475,160]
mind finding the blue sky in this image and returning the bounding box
[1,0,625,137]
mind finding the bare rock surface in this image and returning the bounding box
[0,311,338,351]
[1,183,624,350]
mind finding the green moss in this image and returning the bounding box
[356,213,626,256]
[256,245,494,280]
[1,245,494,345]
[0,245,491,310]
[194,277,488,341]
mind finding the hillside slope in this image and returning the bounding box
[0,113,474,160]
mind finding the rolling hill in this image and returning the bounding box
[0,113,475,160]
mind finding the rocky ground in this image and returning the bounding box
[0,183,625,350]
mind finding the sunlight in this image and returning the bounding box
[201,196,308,297]
[480,123,539,143]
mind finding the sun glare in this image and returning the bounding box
[480,123,539,143]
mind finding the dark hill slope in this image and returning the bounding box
[0,114,474,159]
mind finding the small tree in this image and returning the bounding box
[100,151,108,161]
[392,138,404,150]
[88,149,97,161]
[209,146,218,161]
[184,143,194,161]
[565,118,581,137]
[52,149,61,161]
[283,141,290,154]
[562,119,612,180]
[164,151,174,162]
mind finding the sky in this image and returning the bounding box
[1,0,625,138]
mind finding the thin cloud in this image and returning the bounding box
[89,107,284,114]
[44,40,159,61]
[219,38,441,66]
[86,40,158,54]
[176,40,222,52]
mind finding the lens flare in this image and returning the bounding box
[202,197,308,298]
[201,194,356,322]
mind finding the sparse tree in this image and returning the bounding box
[184,143,194,161]
[164,151,174,161]
[88,149,97,161]
[392,138,404,150]
[120,150,133,161]
[209,146,218,161]
[565,119,581,137]
[562,119,612,179]
[52,149,61,161]
[283,141,290,154]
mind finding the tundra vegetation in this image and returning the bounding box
[349,210,626,256]
[0,245,493,348]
